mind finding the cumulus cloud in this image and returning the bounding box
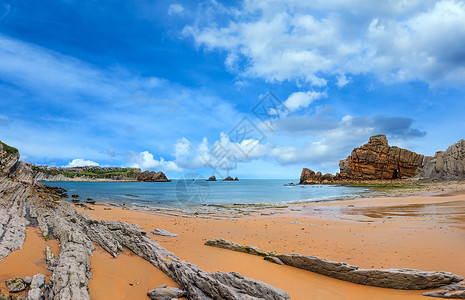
[129,151,182,172]
[184,0,465,87]
[67,158,99,167]
[283,91,327,112]
[168,4,184,16]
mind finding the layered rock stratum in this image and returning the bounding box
[136,170,171,182]
[300,135,465,184]
[0,141,290,299]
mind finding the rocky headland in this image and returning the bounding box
[300,134,465,184]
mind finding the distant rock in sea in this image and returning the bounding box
[234,177,239,181]
[206,175,216,181]
[223,176,234,181]
[136,171,171,182]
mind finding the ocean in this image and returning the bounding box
[42,179,370,207]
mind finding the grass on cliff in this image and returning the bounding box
[345,183,426,189]
[1,141,19,154]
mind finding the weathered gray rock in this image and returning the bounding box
[264,256,284,265]
[5,277,26,292]
[277,253,463,289]
[423,290,465,298]
[45,246,54,262]
[26,273,46,300]
[151,228,178,237]
[205,238,272,257]
[0,293,21,300]
[147,284,185,300]
[418,140,465,179]
[24,276,32,285]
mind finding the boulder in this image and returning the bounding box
[5,277,26,293]
[206,175,216,181]
[147,285,185,300]
[136,171,170,182]
[0,294,21,300]
[151,228,178,237]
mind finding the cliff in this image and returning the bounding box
[339,135,424,180]
[417,139,465,179]
[136,170,171,182]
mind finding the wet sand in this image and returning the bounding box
[1,187,464,299]
[79,189,465,299]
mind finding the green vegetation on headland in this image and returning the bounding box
[344,183,426,189]
[31,165,140,179]
[0,141,19,154]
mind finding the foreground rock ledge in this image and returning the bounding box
[205,238,463,290]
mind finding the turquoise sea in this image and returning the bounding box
[43,179,370,207]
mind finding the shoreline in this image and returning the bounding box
[1,180,464,299]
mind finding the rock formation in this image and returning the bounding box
[0,140,290,300]
[205,238,463,290]
[300,135,426,184]
[234,177,239,181]
[417,140,465,179]
[136,171,171,182]
[223,176,234,181]
[339,135,424,180]
[206,175,216,181]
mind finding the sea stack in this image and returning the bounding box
[223,176,234,181]
[207,175,217,181]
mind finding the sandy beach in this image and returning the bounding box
[1,184,464,299]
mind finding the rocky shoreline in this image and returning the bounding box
[300,135,465,185]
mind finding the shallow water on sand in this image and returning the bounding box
[43,179,369,206]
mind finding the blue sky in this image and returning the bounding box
[1,0,465,179]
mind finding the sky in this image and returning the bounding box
[0,0,465,179]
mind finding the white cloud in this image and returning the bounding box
[168,4,184,16]
[129,151,182,172]
[283,91,327,112]
[185,0,465,87]
[336,74,351,88]
[67,158,99,167]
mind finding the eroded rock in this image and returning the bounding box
[5,277,26,293]
[205,238,272,257]
[151,228,178,237]
[147,284,185,300]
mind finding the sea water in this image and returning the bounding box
[42,179,369,207]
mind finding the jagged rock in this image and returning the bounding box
[0,294,21,300]
[418,140,465,179]
[205,238,272,257]
[45,245,54,262]
[423,291,465,298]
[300,135,425,184]
[264,256,284,265]
[24,276,32,285]
[234,177,239,181]
[136,171,170,182]
[26,273,46,300]
[5,277,26,292]
[206,175,216,181]
[151,228,178,237]
[277,253,463,289]
[339,135,424,180]
[147,284,185,300]
[223,176,234,181]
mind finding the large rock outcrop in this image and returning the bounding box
[339,135,424,180]
[136,171,170,182]
[417,140,465,179]
[300,135,426,184]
